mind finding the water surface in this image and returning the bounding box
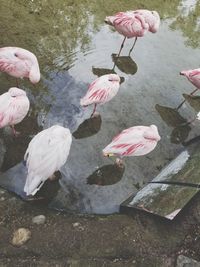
[0,0,200,214]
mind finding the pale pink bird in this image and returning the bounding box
[80,74,121,117]
[103,125,161,166]
[105,11,148,57]
[133,10,160,33]
[0,47,40,86]
[180,68,200,95]
[177,68,200,110]
[105,9,160,57]
[0,87,30,136]
[24,125,72,196]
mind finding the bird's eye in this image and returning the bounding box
[14,53,18,57]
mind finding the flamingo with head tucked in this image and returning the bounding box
[0,87,30,136]
[80,74,121,117]
[24,125,72,196]
[177,68,200,110]
[180,68,200,95]
[105,9,160,57]
[103,125,161,167]
[0,47,40,86]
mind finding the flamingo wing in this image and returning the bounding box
[80,76,114,106]
[111,12,148,38]
[24,126,72,195]
[103,126,150,156]
[0,93,16,127]
[0,92,29,127]
[0,50,19,73]
[189,69,200,78]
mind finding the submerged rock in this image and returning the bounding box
[11,228,31,247]
[32,215,46,225]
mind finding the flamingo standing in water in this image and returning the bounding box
[80,74,121,117]
[180,68,200,95]
[0,87,30,136]
[177,68,200,109]
[105,9,160,57]
[0,47,40,86]
[24,125,72,196]
[103,125,161,166]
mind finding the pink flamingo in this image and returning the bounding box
[180,68,200,95]
[24,125,72,196]
[105,9,160,57]
[80,74,121,117]
[177,68,200,109]
[133,10,160,33]
[103,125,161,167]
[0,87,30,136]
[0,47,40,86]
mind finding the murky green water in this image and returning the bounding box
[0,0,200,214]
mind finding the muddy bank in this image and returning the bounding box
[0,188,200,267]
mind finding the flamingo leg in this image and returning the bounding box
[190,88,199,95]
[16,79,19,88]
[177,88,199,110]
[115,157,124,168]
[128,37,137,56]
[117,36,126,58]
[112,37,127,70]
[10,125,20,137]
[90,103,97,118]
[176,100,185,110]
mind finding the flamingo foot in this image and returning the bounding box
[49,174,58,181]
[91,111,100,118]
[49,171,61,181]
[115,158,124,168]
[25,196,45,201]
[10,125,20,137]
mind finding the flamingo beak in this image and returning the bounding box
[103,153,114,157]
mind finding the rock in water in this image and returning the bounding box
[11,228,31,247]
[32,215,46,225]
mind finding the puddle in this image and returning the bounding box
[0,0,200,214]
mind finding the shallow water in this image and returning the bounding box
[0,0,200,214]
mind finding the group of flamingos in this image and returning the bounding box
[0,9,199,197]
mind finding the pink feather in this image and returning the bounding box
[103,125,161,158]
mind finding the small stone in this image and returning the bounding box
[176,255,200,267]
[72,222,84,231]
[11,228,31,247]
[32,215,46,225]
[73,222,80,227]
[0,197,5,201]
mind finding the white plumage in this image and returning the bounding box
[24,125,72,196]
[0,87,30,135]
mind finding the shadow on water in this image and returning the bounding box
[87,164,125,186]
[112,54,138,75]
[182,94,200,112]
[92,66,125,84]
[92,53,137,82]
[155,104,192,144]
[92,66,116,77]
[73,114,102,139]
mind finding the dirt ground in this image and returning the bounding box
[0,188,200,267]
